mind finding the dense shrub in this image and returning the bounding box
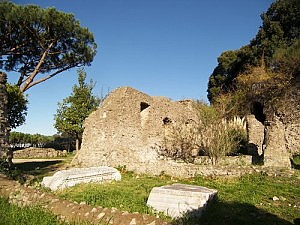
[159,102,247,164]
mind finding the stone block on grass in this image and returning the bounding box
[147,183,217,218]
[42,166,121,191]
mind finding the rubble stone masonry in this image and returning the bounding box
[73,85,300,176]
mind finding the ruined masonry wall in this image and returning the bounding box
[73,85,299,176]
[13,147,67,159]
[264,116,291,168]
[72,86,197,174]
[246,115,264,156]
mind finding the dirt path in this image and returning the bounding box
[0,173,169,225]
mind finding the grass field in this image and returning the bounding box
[0,197,64,225]
[58,170,300,225]
[7,156,300,225]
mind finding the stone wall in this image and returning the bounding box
[246,77,300,168]
[194,155,252,166]
[278,77,300,156]
[285,123,300,155]
[72,86,198,174]
[263,116,291,168]
[73,86,299,176]
[72,87,257,177]
[13,147,67,159]
[0,72,8,159]
[246,114,298,168]
[246,115,264,156]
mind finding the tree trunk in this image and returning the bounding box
[75,136,81,152]
[0,72,12,167]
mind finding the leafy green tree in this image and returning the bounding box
[6,83,28,129]
[0,2,96,164]
[9,132,22,148]
[272,39,300,77]
[207,0,300,104]
[207,45,256,103]
[0,2,97,92]
[9,131,54,148]
[54,68,100,151]
[250,0,300,65]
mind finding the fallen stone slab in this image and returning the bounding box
[42,166,121,191]
[147,183,217,218]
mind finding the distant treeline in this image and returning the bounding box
[9,131,76,151]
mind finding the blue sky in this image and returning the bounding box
[10,0,274,135]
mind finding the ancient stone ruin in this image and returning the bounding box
[13,147,67,159]
[72,86,198,176]
[246,77,300,168]
[73,86,299,176]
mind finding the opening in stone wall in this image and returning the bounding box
[140,102,150,112]
[252,102,266,124]
[163,117,172,125]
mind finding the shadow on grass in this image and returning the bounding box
[14,160,64,177]
[171,198,293,225]
[291,155,300,170]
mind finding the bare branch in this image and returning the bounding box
[20,41,55,92]
[23,65,74,91]
[8,43,27,53]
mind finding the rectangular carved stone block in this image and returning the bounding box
[42,166,121,191]
[147,183,217,218]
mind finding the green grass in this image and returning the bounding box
[3,157,300,225]
[190,173,300,225]
[58,171,300,225]
[293,155,300,164]
[58,171,174,215]
[292,155,300,169]
[0,197,64,225]
[0,197,101,225]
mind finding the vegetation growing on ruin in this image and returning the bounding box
[207,0,300,117]
[160,102,247,164]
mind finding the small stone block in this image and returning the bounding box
[147,183,217,218]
